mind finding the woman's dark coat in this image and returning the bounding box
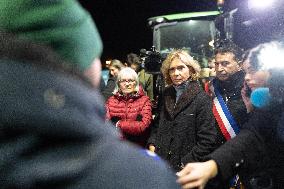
[148,81,218,171]
[102,76,116,100]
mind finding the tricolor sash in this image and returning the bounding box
[211,80,243,189]
[212,80,240,140]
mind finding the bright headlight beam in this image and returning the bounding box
[258,42,284,70]
[248,0,275,10]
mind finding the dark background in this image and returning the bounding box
[79,0,218,65]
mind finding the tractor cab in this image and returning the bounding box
[146,11,221,70]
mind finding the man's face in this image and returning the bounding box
[215,52,241,81]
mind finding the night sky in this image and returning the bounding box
[79,0,217,65]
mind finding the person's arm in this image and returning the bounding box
[180,94,218,165]
[147,101,164,151]
[146,73,154,100]
[176,125,262,189]
[241,83,254,113]
[147,120,158,152]
[177,160,218,189]
[102,77,116,100]
[105,99,111,120]
[177,127,264,189]
[105,98,122,128]
[177,114,268,189]
[210,107,274,181]
[118,97,152,135]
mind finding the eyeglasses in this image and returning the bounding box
[168,65,187,75]
[118,79,136,84]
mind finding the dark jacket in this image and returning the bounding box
[102,76,116,100]
[209,71,249,143]
[209,101,284,189]
[148,81,218,171]
[0,33,181,189]
[138,69,154,100]
[106,87,152,147]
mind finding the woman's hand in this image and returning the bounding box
[176,160,218,189]
[241,85,253,113]
[111,116,121,125]
[148,144,155,152]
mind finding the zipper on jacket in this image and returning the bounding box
[125,100,129,121]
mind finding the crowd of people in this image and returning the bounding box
[0,1,179,188]
[0,0,284,189]
[177,42,284,189]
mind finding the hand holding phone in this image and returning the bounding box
[242,82,253,113]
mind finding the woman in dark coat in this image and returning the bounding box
[148,49,218,171]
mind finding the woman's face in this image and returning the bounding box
[243,59,270,91]
[109,66,120,77]
[118,75,136,95]
[169,58,190,86]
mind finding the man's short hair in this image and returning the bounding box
[127,53,141,66]
[214,40,243,62]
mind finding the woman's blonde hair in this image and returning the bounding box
[161,49,201,85]
[109,59,125,70]
[113,67,139,94]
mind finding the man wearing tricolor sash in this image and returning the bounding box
[208,40,248,139]
[206,40,248,188]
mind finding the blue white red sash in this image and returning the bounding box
[211,80,243,189]
[212,80,240,140]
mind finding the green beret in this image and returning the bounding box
[0,0,103,71]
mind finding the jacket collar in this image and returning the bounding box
[114,85,145,101]
[164,81,201,119]
[215,71,245,94]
